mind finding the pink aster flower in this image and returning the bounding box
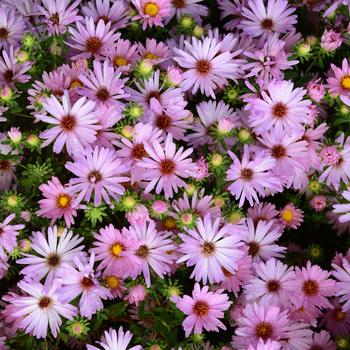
[167,0,208,23]
[226,145,281,207]
[238,0,297,39]
[91,224,141,279]
[309,331,336,350]
[135,134,195,199]
[280,203,304,229]
[78,60,129,108]
[173,37,242,98]
[177,214,244,284]
[0,46,31,87]
[38,92,100,155]
[37,176,79,228]
[248,339,281,350]
[292,261,336,310]
[127,221,175,287]
[0,7,26,50]
[247,80,311,137]
[138,38,170,65]
[322,299,350,336]
[8,279,77,338]
[67,17,119,60]
[247,202,280,226]
[57,253,111,319]
[82,0,130,29]
[307,79,326,103]
[124,284,147,306]
[37,0,81,35]
[106,39,139,73]
[171,283,232,337]
[17,226,84,282]
[321,29,342,52]
[87,327,142,350]
[332,258,350,311]
[242,218,286,262]
[0,214,24,256]
[244,258,296,308]
[333,189,350,223]
[327,58,350,106]
[310,195,327,212]
[132,0,171,30]
[319,134,350,190]
[65,146,129,206]
[126,204,151,226]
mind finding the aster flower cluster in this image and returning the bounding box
[1,0,350,349]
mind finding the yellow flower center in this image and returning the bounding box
[144,53,158,60]
[341,76,350,90]
[144,2,159,17]
[106,275,120,289]
[282,208,293,222]
[111,243,124,257]
[56,194,71,208]
[114,56,128,67]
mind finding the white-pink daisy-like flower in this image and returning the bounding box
[8,279,77,339]
[244,258,296,308]
[78,60,129,108]
[57,253,111,319]
[37,92,100,155]
[238,0,297,39]
[91,224,141,279]
[135,134,195,199]
[173,37,242,98]
[0,7,26,50]
[171,283,232,337]
[332,258,350,311]
[127,221,175,287]
[138,38,170,65]
[177,214,245,284]
[0,213,24,256]
[280,203,304,229]
[37,176,80,228]
[327,58,350,106]
[87,327,142,350]
[65,146,129,206]
[242,218,286,262]
[226,145,282,207]
[106,39,139,73]
[131,0,171,30]
[67,17,120,60]
[247,80,311,137]
[17,226,84,282]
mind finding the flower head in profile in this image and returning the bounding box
[131,0,171,30]
[17,226,84,282]
[135,134,195,199]
[174,37,242,98]
[7,279,77,339]
[332,258,350,311]
[171,283,231,337]
[0,214,24,256]
[177,214,245,284]
[38,92,100,155]
[65,146,129,206]
[87,327,142,350]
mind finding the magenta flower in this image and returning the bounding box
[91,224,141,279]
[226,145,281,207]
[0,7,26,50]
[124,284,147,306]
[68,17,119,60]
[309,331,336,350]
[131,0,171,30]
[57,253,111,319]
[177,214,244,284]
[322,299,350,336]
[106,39,139,73]
[37,176,79,228]
[171,283,231,337]
[65,146,129,206]
[38,92,100,155]
[138,38,170,65]
[87,327,142,350]
[126,221,175,287]
[244,258,296,308]
[0,214,24,256]
[280,203,304,229]
[174,37,241,98]
[238,0,297,39]
[247,80,311,137]
[242,218,286,262]
[37,0,81,35]
[321,29,342,52]
[78,60,129,108]
[17,226,84,282]
[135,134,195,199]
[327,58,350,106]
[332,258,350,311]
[8,279,77,338]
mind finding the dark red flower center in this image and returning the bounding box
[302,280,319,296]
[86,36,103,54]
[248,241,260,257]
[172,0,186,7]
[193,301,209,316]
[136,244,149,258]
[271,145,286,159]
[81,277,94,288]
[261,18,274,29]
[146,90,161,103]
[3,70,13,83]
[241,168,253,180]
[267,280,280,292]
[132,144,148,159]
[0,160,10,171]
[255,322,273,340]
[50,13,60,25]
[196,60,211,75]
[202,241,215,255]
[98,15,110,23]
[60,115,76,131]
[333,307,346,321]
[272,103,287,118]
[0,28,9,40]
[96,88,110,101]
[47,254,60,267]
[38,296,52,309]
[160,159,175,175]
[155,114,171,130]
[88,170,102,183]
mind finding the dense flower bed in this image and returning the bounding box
[1,0,350,349]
